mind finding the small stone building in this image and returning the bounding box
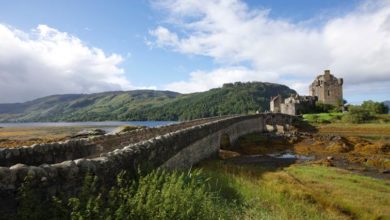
[309,70,343,106]
[270,94,317,115]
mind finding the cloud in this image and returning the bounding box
[151,0,390,99]
[163,66,283,93]
[0,24,132,103]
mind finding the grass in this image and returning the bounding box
[317,123,390,137]
[283,165,390,219]
[14,169,239,220]
[199,160,390,220]
[12,158,390,219]
[303,113,344,124]
[0,125,120,147]
[303,113,390,125]
[201,162,338,220]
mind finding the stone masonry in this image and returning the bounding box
[309,70,343,106]
[270,94,317,115]
[0,113,296,214]
[271,70,343,115]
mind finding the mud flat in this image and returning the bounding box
[0,121,174,148]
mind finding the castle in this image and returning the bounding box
[270,70,343,115]
[309,70,343,106]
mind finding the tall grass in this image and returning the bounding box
[15,169,240,220]
[14,160,390,219]
[200,160,390,220]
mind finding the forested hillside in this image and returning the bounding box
[0,82,296,122]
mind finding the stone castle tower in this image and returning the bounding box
[309,70,343,106]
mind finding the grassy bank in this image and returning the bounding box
[303,113,344,124]
[303,113,390,125]
[10,160,390,219]
[316,123,390,138]
[200,160,390,219]
[0,126,104,147]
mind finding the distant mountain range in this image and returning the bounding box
[384,101,390,113]
[0,82,296,122]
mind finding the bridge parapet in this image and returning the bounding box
[0,113,296,211]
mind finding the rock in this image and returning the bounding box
[380,169,390,174]
[10,163,29,181]
[52,161,79,179]
[4,149,12,159]
[71,129,106,138]
[75,158,96,173]
[219,149,241,159]
[327,156,334,160]
[331,135,342,141]
[109,125,141,135]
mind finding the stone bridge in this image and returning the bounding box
[0,113,296,211]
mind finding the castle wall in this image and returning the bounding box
[270,96,282,113]
[280,103,296,115]
[310,70,343,106]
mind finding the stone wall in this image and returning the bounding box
[0,116,230,167]
[309,70,343,106]
[0,113,294,213]
[0,140,96,167]
[162,116,265,169]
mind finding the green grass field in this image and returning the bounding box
[302,113,344,123]
[303,113,390,124]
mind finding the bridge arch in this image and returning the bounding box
[219,133,231,150]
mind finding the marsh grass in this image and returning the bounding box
[303,113,390,125]
[199,160,390,220]
[15,169,241,220]
[13,160,390,219]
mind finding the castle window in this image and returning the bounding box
[328,90,330,96]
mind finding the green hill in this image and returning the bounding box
[0,82,296,122]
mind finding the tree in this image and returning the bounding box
[315,102,335,113]
[361,100,389,114]
[342,105,373,123]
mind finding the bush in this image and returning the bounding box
[315,102,335,113]
[361,100,389,114]
[342,106,373,123]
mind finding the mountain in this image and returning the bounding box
[0,82,296,122]
[384,101,390,113]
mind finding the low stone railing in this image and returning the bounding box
[0,113,294,213]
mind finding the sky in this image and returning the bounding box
[0,0,389,104]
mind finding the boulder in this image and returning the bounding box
[109,125,142,135]
[71,129,106,138]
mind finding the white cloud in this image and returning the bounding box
[0,24,133,103]
[164,67,274,93]
[151,0,390,100]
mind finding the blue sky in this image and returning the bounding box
[0,0,389,104]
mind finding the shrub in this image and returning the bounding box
[361,100,389,114]
[315,102,335,113]
[16,175,68,220]
[342,106,373,123]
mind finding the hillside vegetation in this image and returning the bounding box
[0,82,295,122]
